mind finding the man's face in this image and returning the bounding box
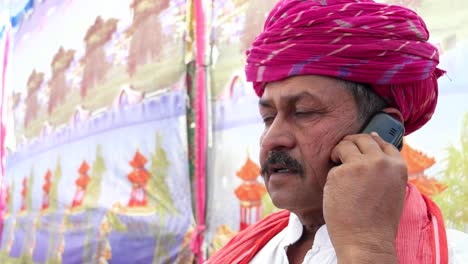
[259,75,362,213]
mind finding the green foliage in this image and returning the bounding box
[434,112,468,231]
[7,181,14,214]
[107,212,127,232]
[46,230,61,264]
[0,251,18,263]
[148,132,178,220]
[84,145,106,208]
[82,211,96,263]
[49,157,63,211]
[0,252,12,263]
[20,217,35,263]
[27,168,34,212]
[81,145,106,262]
[151,220,178,264]
[48,256,62,264]
[42,214,65,263]
[261,193,278,218]
[19,253,32,263]
[186,61,196,182]
[63,215,72,229]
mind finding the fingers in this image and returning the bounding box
[331,133,399,164]
[369,132,401,157]
[349,133,383,154]
[330,139,361,163]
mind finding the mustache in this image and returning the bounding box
[261,150,304,176]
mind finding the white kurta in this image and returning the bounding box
[250,213,468,264]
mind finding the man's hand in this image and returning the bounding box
[324,132,408,264]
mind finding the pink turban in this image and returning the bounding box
[245,0,445,134]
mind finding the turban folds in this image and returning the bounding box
[245,0,444,134]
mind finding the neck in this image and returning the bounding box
[293,209,326,242]
[287,210,325,264]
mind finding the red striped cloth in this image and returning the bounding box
[207,184,448,263]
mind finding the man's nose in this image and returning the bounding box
[261,117,296,152]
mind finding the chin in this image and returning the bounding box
[268,191,297,210]
[268,189,323,213]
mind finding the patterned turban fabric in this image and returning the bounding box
[245,0,445,134]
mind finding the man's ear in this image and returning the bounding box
[381,107,404,124]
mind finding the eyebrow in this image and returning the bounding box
[258,91,322,109]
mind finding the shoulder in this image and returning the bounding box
[225,210,290,246]
[207,210,290,264]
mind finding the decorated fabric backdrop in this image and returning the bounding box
[0,0,467,263]
[205,0,279,256]
[1,0,195,263]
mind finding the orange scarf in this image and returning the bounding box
[208,184,447,264]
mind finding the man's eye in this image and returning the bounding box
[262,116,275,125]
[295,111,314,117]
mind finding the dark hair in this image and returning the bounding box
[341,80,388,122]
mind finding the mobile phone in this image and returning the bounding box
[361,112,404,151]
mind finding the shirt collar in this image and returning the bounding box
[281,212,333,249]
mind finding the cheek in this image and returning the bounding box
[299,122,354,183]
[301,129,336,165]
[302,112,359,152]
[259,130,266,145]
[258,132,267,162]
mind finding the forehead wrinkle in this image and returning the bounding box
[260,90,324,109]
[261,76,355,113]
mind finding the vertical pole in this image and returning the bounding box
[193,0,207,262]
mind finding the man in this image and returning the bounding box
[208,0,459,263]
